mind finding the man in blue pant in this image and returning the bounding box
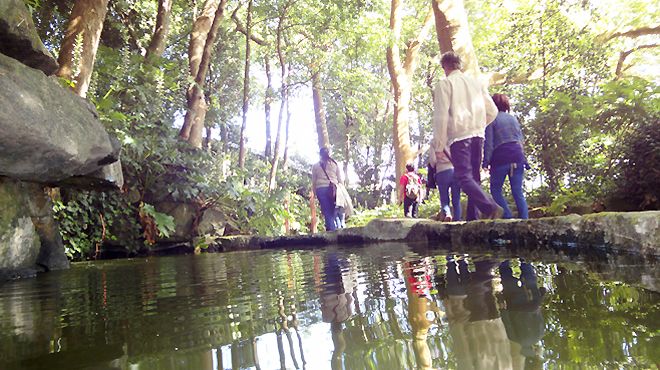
[431,52,503,220]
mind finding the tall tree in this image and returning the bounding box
[238,0,254,169]
[267,1,292,190]
[386,0,435,191]
[56,0,110,97]
[431,0,480,76]
[179,0,227,148]
[312,69,330,150]
[145,0,173,61]
[264,54,274,160]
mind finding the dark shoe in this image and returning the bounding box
[487,205,504,220]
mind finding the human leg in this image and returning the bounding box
[509,163,529,219]
[336,206,346,228]
[403,196,414,218]
[450,138,499,220]
[316,186,337,231]
[411,200,419,218]
[435,169,453,219]
[450,174,462,221]
[490,164,513,219]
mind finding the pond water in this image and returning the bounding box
[0,243,657,370]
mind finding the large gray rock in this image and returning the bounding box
[0,179,40,275]
[154,202,198,242]
[0,178,69,280]
[0,53,121,183]
[0,0,58,75]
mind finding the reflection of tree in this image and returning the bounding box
[2,249,659,369]
[542,267,658,368]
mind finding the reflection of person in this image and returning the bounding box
[440,257,512,369]
[399,163,422,218]
[430,141,461,221]
[431,51,502,220]
[404,259,443,370]
[483,94,529,219]
[499,260,546,368]
[319,253,356,370]
[312,147,342,231]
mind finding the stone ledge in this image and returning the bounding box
[210,211,659,256]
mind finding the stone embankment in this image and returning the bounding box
[211,211,659,257]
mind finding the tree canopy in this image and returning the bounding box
[26,0,659,257]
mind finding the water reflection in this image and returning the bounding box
[404,258,442,370]
[319,253,356,370]
[0,246,657,369]
[499,260,545,369]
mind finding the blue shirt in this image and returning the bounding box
[483,111,526,167]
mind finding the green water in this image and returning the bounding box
[0,243,657,370]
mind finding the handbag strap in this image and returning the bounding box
[320,162,332,182]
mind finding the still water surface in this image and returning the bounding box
[0,243,657,369]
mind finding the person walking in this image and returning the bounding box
[483,94,530,219]
[312,147,342,231]
[430,141,462,221]
[431,51,503,220]
[399,163,422,218]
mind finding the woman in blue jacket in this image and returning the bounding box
[483,94,529,219]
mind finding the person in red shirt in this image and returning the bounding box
[399,163,422,218]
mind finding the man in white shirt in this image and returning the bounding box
[432,52,503,220]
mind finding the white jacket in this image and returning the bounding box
[432,70,498,150]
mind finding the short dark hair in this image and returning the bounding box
[492,94,510,112]
[440,52,462,71]
[405,163,415,172]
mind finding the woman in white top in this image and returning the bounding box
[312,147,342,231]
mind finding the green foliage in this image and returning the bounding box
[141,203,175,238]
[53,191,142,259]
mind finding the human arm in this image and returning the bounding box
[334,161,343,185]
[483,85,498,125]
[311,164,319,191]
[399,175,407,204]
[432,81,450,151]
[483,121,494,169]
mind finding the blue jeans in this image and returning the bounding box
[336,207,346,229]
[434,168,462,221]
[316,186,337,231]
[403,196,418,218]
[490,163,529,219]
[450,137,498,220]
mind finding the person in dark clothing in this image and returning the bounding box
[483,94,530,219]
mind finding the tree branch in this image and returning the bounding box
[615,43,659,79]
[604,25,660,41]
[231,4,267,45]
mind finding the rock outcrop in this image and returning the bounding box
[0,53,121,184]
[0,0,58,75]
[0,0,122,280]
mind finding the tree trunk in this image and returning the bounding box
[264,54,273,160]
[179,0,227,148]
[311,70,330,150]
[238,0,253,169]
[56,0,110,98]
[268,9,289,191]
[431,0,480,77]
[386,0,434,193]
[283,98,292,170]
[145,0,172,60]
